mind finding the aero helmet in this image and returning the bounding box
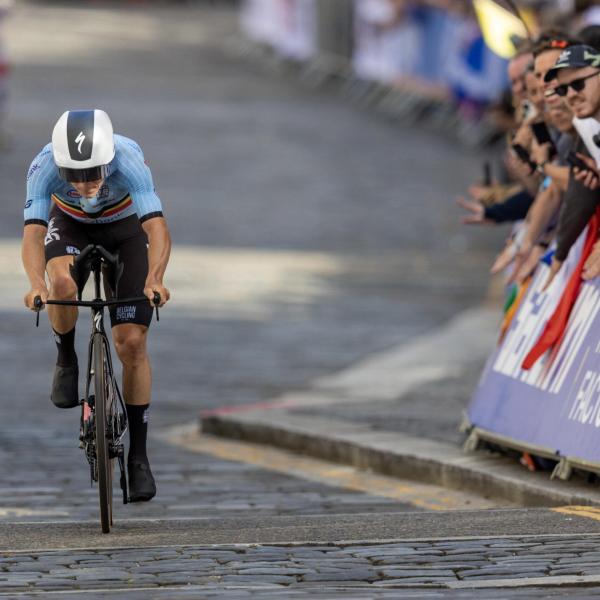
[52,109,115,182]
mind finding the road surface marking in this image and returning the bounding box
[0,508,69,518]
[553,505,600,521]
[157,425,506,512]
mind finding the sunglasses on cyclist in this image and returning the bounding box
[554,72,600,97]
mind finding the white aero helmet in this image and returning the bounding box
[52,109,115,182]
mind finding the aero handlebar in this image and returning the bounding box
[33,293,162,327]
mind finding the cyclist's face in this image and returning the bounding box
[70,179,103,198]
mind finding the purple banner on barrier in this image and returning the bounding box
[468,233,600,463]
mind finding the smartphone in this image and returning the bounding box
[483,161,492,186]
[566,150,591,172]
[531,122,557,157]
[512,143,537,173]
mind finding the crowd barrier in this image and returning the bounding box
[241,0,317,62]
[467,223,600,479]
[240,0,508,111]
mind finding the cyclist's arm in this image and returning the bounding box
[22,223,49,309]
[142,216,171,306]
[23,148,54,309]
[115,138,170,305]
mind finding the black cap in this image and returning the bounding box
[545,45,600,82]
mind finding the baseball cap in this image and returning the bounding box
[544,45,600,82]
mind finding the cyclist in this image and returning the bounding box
[22,109,171,502]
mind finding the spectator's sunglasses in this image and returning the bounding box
[554,72,600,97]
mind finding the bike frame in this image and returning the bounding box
[83,261,129,496]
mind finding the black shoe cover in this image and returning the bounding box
[51,364,79,409]
[128,458,156,502]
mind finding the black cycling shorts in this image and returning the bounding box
[44,206,153,328]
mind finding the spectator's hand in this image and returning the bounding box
[513,244,544,285]
[530,139,551,168]
[513,123,533,149]
[543,257,563,291]
[468,184,492,202]
[505,152,536,180]
[583,240,600,280]
[455,196,493,225]
[573,154,600,191]
[491,239,521,275]
[504,238,533,282]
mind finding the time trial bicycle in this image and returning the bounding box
[34,244,160,533]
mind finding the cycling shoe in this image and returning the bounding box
[51,364,79,409]
[128,458,156,502]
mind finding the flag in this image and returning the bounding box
[499,277,532,345]
[522,207,600,370]
[472,0,531,59]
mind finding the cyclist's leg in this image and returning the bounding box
[112,323,151,407]
[101,216,156,500]
[46,256,77,333]
[99,215,153,409]
[113,323,155,500]
[44,208,90,408]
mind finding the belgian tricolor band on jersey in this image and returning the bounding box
[51,193,133,220]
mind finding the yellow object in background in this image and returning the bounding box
[473,0,531,59]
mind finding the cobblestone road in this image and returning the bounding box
[4,536,600,597]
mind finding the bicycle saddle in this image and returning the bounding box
[70,244,124,300]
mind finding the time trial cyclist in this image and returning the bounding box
[22,109,171,502]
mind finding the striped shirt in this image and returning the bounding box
[25,135,163,226]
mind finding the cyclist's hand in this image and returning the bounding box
[144,283,170,307]
[24,286,49,311]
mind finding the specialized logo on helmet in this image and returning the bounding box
[65,111,95,162]
[75,131,86,155]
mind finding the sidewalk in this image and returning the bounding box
[201,306,600,508]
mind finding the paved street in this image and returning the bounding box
[1,1,599,598]
[6,534,600,596]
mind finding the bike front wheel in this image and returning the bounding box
[93,333,113,534]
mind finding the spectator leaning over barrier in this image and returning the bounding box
[503,35,582,282]
[455,46,535,223]
[544,44,600,281]
[458,32,584,282]
[545,45,600,182]
[511,101,578,285]
[539,30,600,286]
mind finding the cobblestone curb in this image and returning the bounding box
[201,308,600,508]
[201,409,600,507]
